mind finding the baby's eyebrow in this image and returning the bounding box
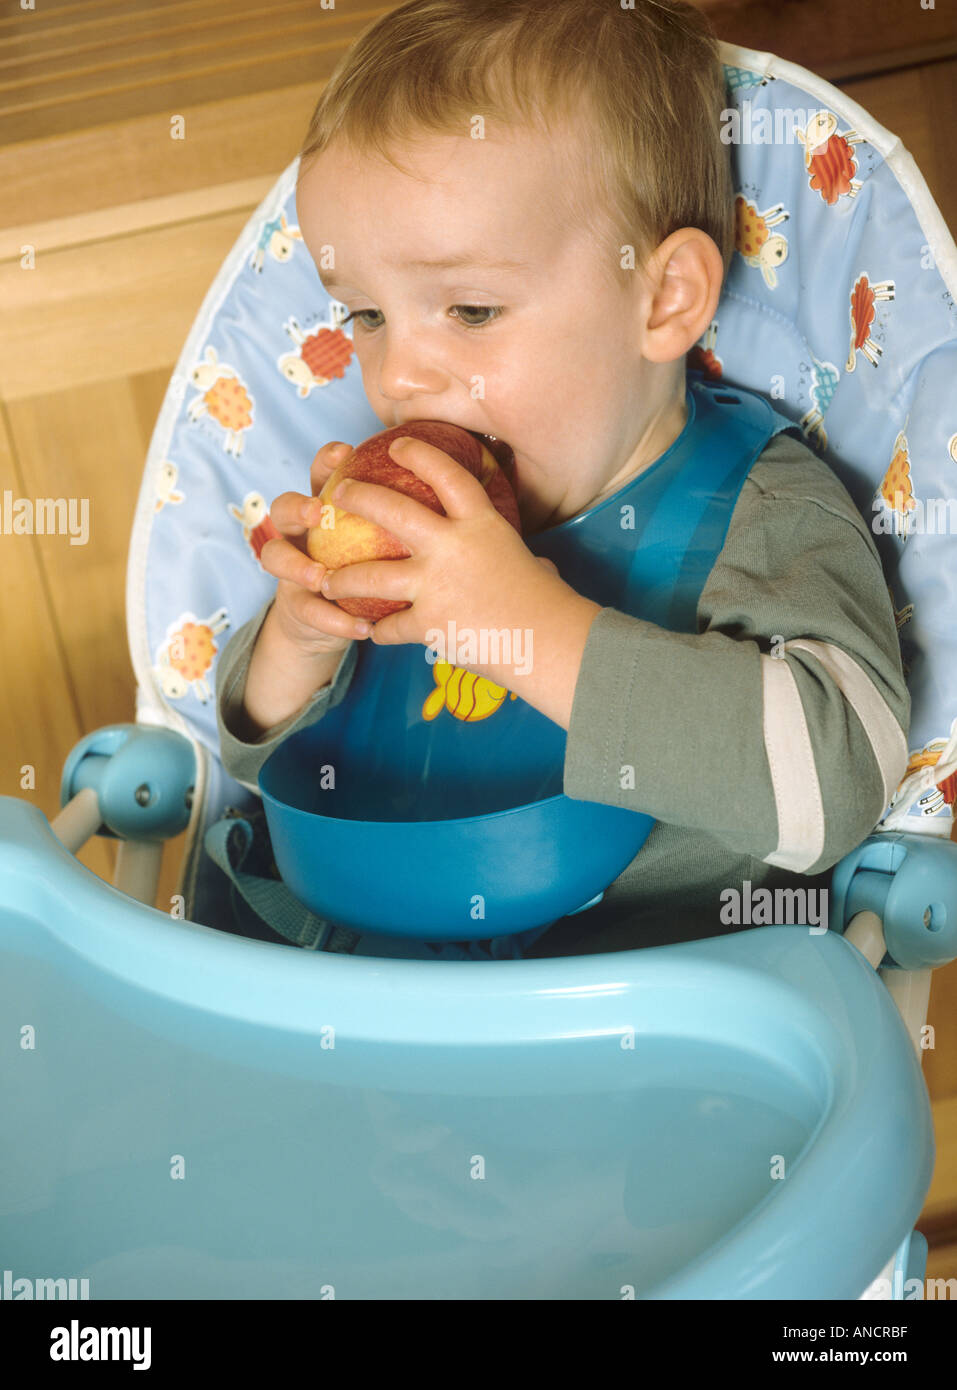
[395,254,533,273]
[320,253,532,292]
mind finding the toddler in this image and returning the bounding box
[215,0,909,955]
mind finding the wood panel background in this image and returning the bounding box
[2,0,957,1278]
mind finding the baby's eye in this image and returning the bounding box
[341,308,384,331]
[448,305,503,330]
[340,305,503,333]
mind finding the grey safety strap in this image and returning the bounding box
[204,814,361,952]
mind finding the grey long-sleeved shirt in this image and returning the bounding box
[214,428,910,955]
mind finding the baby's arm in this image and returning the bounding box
[215,440,372,778]
[562,433,911,877]
[236,608,347,740]
[215,597,360,794]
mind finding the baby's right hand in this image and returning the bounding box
[261,441,372,655]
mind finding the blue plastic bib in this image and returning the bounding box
[260,375,796,940]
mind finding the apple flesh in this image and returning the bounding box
[306,420,521,621]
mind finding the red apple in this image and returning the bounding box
[306,420,521,620]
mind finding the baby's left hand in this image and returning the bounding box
[318,434,559,655]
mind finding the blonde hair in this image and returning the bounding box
[297,0,733,288]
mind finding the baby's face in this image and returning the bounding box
[297,124,672,533]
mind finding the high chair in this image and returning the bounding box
[2,41,956,1300]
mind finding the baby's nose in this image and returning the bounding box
[376,336,449,400]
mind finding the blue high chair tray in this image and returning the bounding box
[0,799,935,1300]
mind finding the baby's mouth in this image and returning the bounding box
[469,430,517,492]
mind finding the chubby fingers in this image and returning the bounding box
[259,523,327,591]
[310,440,354,494]
[385,435,491,520]
[268,489,325,540]
[269,442,354,537]
[278,576,372,642]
